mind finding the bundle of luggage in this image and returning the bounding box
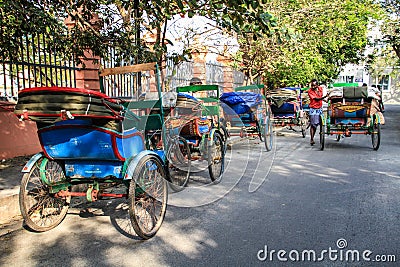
[219,91,263,115]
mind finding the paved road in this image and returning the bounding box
[1,106,399,266]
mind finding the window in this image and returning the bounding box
[346,76,354,83]
[378,75,390,91]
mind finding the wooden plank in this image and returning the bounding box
[234,84,264,92]
[99,62,157,76]
[124,100,161,109]
[176,84,219,93]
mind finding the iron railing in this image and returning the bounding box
[0,33,78,98]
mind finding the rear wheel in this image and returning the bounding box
[208,132,225,183]
[128,155,167,239]
[258,122,265,142]
[264,115,273,151]
[300,115,307,138]
[167,136,191,192]
[319,121,325,151]
[372,116,381,151]
[19,158,70,232]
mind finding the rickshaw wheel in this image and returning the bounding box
[319,123,325,151]
[219,118,230,142]
[258,121,265,142]
[128,155,167,239]
[264,116,274,152]
[19,158,70,232]
[372,119,381,151]
[300,116,307,138]
[167,136,191,192]
[208,132,225,183]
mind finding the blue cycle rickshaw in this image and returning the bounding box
[220,84,274,151]
[173,84,226,183]
[267,87,308,137]
[14,63,176,239]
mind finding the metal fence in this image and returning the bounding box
[0,33,78,99]
[1,35,247,100]
[100,47,140,98]
[233,69,247,89]
[206,62,224,94]
[165,59,193,90]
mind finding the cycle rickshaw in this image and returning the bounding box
[172,84,226,183]
[219,84,274,151]
[319,85,381,150]
[13,62,182,239]
[267,87,308,137]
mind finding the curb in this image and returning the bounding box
[0,194,21,225]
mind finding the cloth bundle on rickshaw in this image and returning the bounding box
[176,93,200,108]
[179,117,212,137]
[219,91,262,115]
[266,88,298,114]
[166,93,211,137]
[14,87,124,125]
[166,114,211,137]
[301,91,310,107]
[267,88,298,100]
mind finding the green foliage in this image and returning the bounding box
[0,0,277,66]
[380,0,400,60]
[235,0,382,88]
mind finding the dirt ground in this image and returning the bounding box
[0,155,33,192]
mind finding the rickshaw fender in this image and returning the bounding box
[373,113,380,124]
[123,150,163,180]
[22,152,44,173]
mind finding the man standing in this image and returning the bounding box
[308,79,329,145]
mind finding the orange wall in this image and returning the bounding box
[0,102,41,159]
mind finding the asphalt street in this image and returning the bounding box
[0,105,399,266]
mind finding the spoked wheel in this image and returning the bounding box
[300,116,307,138]
[19,157,70,232]
[128,155,167,239]
[258,121,265,142]
[319,122,325,151]
[220,118,230,143]
[208,131,225,183]
[264,115,274,151]
[167,136,191,192]
[371,116,381,151]
[336,134,341,142]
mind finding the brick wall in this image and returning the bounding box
[0,102,41,159]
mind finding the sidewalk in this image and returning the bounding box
[0,155,32,226]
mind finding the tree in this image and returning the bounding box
[0,0,277,66]
[234,0,382,88]
[380,0,400,60]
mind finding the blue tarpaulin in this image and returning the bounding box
[220,92,262,114]
[177,92,199,101]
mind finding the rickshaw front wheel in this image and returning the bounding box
[167,136,191,192]
[208,132,225,183]
[371,118,381,151]
[19,158,70,232]
[264,115,274,152]
[128,155,168,239]
[319,122,325,151]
